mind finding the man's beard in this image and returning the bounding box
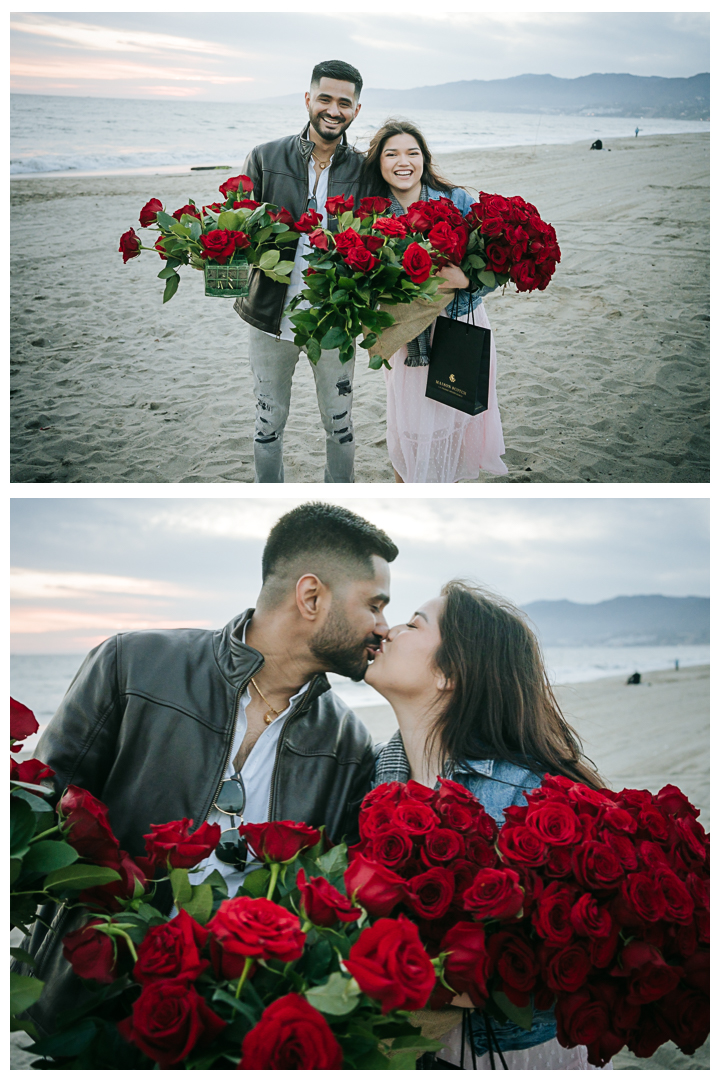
[307,107,353,144]
[309,605,380,681]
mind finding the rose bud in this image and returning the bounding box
[11,757,55,785]
[344,853,405,917]
[239,820,320,864]
[63,918,124,984]
[296,868,361,927]
[59,785,122,864]
[139,199,163,227]
[143,818,221,871]
[219,174,254,198]
[119,228,141,264]
[10,698,39,747]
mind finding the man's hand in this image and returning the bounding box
[437,265,470,291]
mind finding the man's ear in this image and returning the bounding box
[305,90,311,113]
[295,573,329,622]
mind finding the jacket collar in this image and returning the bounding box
[216,609,331,707]
[298,122,349,164]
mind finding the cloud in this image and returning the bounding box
[350,36,427,53]
[10,568,201,601]
[10,15,249,59]
[11,609,212,634]
[10,59,253,85]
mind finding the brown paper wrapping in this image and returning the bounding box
[407,1005,464,1042]
[363,294,451,361]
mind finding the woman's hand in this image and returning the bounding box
[437,264,470,291]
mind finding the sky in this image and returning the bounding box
[9,11,710,101]
[10,497,709,654]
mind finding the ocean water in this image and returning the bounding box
[10,93,709,177]
[11,644,708,756]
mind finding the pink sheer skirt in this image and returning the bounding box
[436,1023,615,1070]
[383,304,507,484]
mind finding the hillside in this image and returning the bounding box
[521,595,709,646]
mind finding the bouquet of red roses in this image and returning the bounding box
[345,774,709,1068]
[10,699,446,1070]
[117,174,303,303]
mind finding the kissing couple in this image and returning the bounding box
[26,503,604,1069]
[235,58,508,485]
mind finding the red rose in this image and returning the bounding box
[119,228,141,264]
[541,941,593,993]
[570,893,613,939]
[435,777,481,808]
[10,698,39,746]
[487,929,539,1007]
[233,198,260,210]
[440,921,491,1006]
[343,244,379,273]
[404,201,435,231]
[626,1007,672,1058]
[79,849,147,913]
[139,198,163,227]
[404,867,455,919]
[372,216,407,238]
[308,227,329,251]
[674,814,708,865]
[497,824,548,867]
[463,836,498,869]
[545,845,574,878]
[602,831,638,870]
[117,980,226,1068]
[133,909,209,986]
[296,868,361,928]
[207,897,305,978]
[405,779,435,802]
[589,923,620,969]
[144,818,221,871]
[532,882,575,945]
[656,987,709,1056]
[240,820,320,864]
[512,259,539,293]
[63,918,121,984]
[656,868,693,924]
[199,229,238,265]
[371,829,414,870]
[427,221,468,265]
[362,780,405,810]
[686,871,709,909]
[613,941,682,1006]
[59,785,122,864]
[325,194,354,216]
[463,867,524,920]
[402,242,433,284]
[10,757,54,785]
[363,234,385,254]
[623,872,667,923]
[344,914,436,1013]
[268,207,296,227]
[572,841,624,891]
[637,805,671,842]
[525,801,582,845]
[555,989,609,1050]
[392,800,439,836]
[333,227,365,257]
[484,240,511,273]
[239,993,343,1069]
[344,853,405,917]
[360,801,395,840]
[154,236,169,261]
[294,209,323,233]
[421,828,465,866]
[655,784,700,820]
[219,173,254,198]
[172,203,201,221]
[356,196,392,219]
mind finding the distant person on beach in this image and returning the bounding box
[361,120,507,483]
[234,60,365,483]
[635,127,640,137]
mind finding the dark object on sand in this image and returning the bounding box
[590,139,603,150]
[190,166,232,171]
[627,671,641,685]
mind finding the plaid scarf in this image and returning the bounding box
[390,185,432,367]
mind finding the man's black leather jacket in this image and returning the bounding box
[18,610,374,1034]
[234,125,365,335]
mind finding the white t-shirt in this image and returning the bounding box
[188,627,311,896]
[271,155,330,342]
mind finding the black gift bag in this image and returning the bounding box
[425,298,491,416]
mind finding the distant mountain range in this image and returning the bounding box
[280,73,709,120]
[521,595,709,647]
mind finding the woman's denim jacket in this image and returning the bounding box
[452,758,557,1057]
[426,185,496,320]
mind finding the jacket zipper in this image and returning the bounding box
[204,659,264,823]
[266,675,321,819]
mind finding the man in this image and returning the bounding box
[235,60,365,483]
[20,502,397,1033]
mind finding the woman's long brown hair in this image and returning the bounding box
[429,580,604,789]
[361,118,458,199]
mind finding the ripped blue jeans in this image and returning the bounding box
[247,325,355,483]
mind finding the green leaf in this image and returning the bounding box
[388,1050,417,1069]
[467,253,486,269]
[374,310,396,328]
[306,337,322,364]
[330,288,348,303]
[391,1034,444,1053]
[355,1047,392,1069]
[10,1016,38,1037]
[200,869,228,899]
[44,864,121,892]
[217,210,242,231]
[30,1018,98,1058]
[157,264,179,279]
[492,989,533,1031]
[181,882,214,925]
[11,796,37,858]
[359,333,378,350]
[10,972,45,1016]
[275,231,300,245]
[162,273,180,304]
[10,778,56,797]
[368,355,385,370]
[478,270,497,288]
[11,787,55,813]
[154,210,176,230]
[170,867,192,906]
[319,325,347,352]
[258,248,281,271]
[315,842,348,878]
[241,867,270,899]
[10,947,36,969]
[212,988,261,1026]
[21,841,78,879]
[272,259,295,276]
[305,971,361,1016]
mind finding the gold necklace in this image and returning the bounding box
[311,149,334,170]
[250,677,281,725]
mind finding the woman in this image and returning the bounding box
[361,120,507,484]
[365,580,611,1070]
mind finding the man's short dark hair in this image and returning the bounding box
[310,60,363,99]
[262,502,397,593]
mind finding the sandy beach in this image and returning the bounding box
[10,132,708,484]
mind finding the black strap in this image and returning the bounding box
[484,1015,509,1070]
